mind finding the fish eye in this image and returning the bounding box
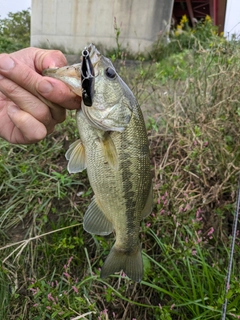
[105,67,116,79]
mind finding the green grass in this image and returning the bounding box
[1,37,240,319]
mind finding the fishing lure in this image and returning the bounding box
[81,48,95,106]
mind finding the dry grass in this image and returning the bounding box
[1,45,240,319]
[149,50,240,239]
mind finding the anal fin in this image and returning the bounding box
[83,197,113,235]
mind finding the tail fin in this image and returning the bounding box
[100,244,143,282]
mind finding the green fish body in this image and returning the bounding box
[43,45,152,282]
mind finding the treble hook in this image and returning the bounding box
[81,49,95,106]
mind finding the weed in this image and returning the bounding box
[151,14,225,61]
[1,22,240,319]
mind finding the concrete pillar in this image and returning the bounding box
[31,0,173,53]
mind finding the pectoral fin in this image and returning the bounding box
[65,139,86,173]
[83,197,113,235]
[100,133,118,170]
[141,183,153,219]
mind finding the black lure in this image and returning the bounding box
[81,49,95,106]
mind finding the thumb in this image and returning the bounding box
[34,48,68,72]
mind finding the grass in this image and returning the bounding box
[1,36,240,319]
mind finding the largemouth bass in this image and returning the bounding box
[43,45,152,282]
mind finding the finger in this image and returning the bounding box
[31,48,68,71]
[0,53,81,111]
[11,47,68,71]
[34,50,81,110]
[7,104,49,144]
[37,77,82,111]
[38,94,66,123]
[0,75,56,130]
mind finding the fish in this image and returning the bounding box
[43,44,152,282]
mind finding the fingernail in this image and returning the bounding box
[37,79,53,94]
[7,104,19,115]
[0,55,15,71]
[0,74,4,80]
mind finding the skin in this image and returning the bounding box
[0,47,81,144]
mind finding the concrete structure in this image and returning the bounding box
[31,0,174,54]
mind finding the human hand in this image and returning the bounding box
[0,47,81,144]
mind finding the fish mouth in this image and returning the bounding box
[43,44,131,132]
[42,64,83,97]
[42,44,101,99]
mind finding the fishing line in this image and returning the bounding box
[221,174,240,320]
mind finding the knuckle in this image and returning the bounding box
[4,81,20,97]
[20,68,35,86]
[0,69,34,98]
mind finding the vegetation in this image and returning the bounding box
[150,15,222,60]
[0,9,30,53]
[1,13,240,320]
